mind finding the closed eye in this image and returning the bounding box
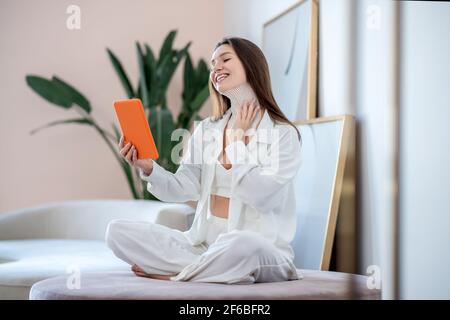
[209,58,231,71]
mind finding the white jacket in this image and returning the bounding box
[139,110,302,261]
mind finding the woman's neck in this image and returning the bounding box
[221,82,259,114]
[221,82,262,133]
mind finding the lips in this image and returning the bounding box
[215,73,229,84]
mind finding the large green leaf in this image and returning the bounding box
[196,59,210,88]
[136,42,150,108]
[120,156,139,199]
[136,82,142,101]
[157,42,191,101]
[112,123,121,143]
[148,107,175,164]
[52,76,91,113]
[26,76,72,108]
[26,75,92,114]
[153,51,173,105]
[107,48,135,98]
[144,44,157,107]
[158,30,177,67]
[29,117,92,135]
[155,50,173,79]
[177,56,211,129]
[182,52,195,103]
[185,85,209,129]
[112,122,140,198]
[190,84,210,112]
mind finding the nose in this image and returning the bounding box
[211,67,222,82]
[212,61,224,75]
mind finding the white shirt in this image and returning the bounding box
[139,108,302,261]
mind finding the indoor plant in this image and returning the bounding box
[25,30,210,200]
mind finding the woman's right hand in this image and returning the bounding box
[119,135,154,176]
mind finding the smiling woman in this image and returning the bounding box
[105,37,303,285]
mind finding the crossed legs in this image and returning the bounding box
[105,219,299,283]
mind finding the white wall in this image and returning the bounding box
[399,1,450,299]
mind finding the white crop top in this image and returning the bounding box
[210,159,232,198]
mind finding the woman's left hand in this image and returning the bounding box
[229,99,261,141]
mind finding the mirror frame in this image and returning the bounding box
[293,114,356,271]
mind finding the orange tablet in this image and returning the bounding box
[113,98,159,160]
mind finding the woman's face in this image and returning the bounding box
[210,44,246,93]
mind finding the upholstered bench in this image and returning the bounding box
[29,269,380,300]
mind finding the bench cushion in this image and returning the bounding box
[29,270,380,300]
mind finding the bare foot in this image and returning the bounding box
[131,264,175,281]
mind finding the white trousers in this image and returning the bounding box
[105,214,300,284]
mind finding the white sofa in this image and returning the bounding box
[0,199,195,299]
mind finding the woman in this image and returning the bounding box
[106,37,303,284]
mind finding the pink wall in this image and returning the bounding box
[0,0,224,212]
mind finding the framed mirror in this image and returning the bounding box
[291,115,355,270]
[262,0,318,122]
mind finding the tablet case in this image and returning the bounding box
[113,98,159,160]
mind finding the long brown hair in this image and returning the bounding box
[209,37,301,142]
